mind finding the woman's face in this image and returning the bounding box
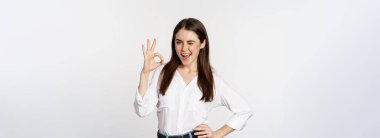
[175,28,205,67]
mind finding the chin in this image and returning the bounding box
[180,60,193,66]
[180,61,190,66]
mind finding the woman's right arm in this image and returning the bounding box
[134,38,164,117]
[138,38,164,96]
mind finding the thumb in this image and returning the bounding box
[154,53,164,64]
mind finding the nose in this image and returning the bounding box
[181,44,189,52]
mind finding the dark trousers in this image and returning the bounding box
[157,131,197,138]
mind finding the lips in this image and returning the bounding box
[181,53,192,60]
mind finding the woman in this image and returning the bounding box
[134,18,253,138]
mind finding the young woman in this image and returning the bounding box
[134,18,253,138]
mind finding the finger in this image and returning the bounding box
[198,134,209,138]
[194,125,206,130]
[194,131,208,136]
[194,126,205,130]
[151,38,156,51]
[203,132,212,138]
[146,39,150,52]
[199,124,208,127]
[195,124,207,128]
[141,44,146,56]
[195,124,204,127]
[193,128,205,133]
[154,53,164,64]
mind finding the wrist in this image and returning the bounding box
[140,70,150,76]
[213,130,223,138]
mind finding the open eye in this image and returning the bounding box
[175,41,182,45]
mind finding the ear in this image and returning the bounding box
[200,40,206,49]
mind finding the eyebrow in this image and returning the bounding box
[175,39,196,42]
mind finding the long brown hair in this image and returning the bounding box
[159,18,214,102]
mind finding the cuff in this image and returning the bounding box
[226,111,253,131]
[135,88,146,106]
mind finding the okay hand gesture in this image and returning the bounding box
[141,38,164,74]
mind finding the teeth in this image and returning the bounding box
[181,53,191,56]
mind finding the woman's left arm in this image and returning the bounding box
[216,77,253,135]
[195,77,253,138]
[214,125,234,137]
[194,76,253,138]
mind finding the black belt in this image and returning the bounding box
[157,131,197,138]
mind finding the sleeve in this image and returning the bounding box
[133,66,161,117]
[216,78,253,131]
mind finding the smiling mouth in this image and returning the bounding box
[181,53,192,60]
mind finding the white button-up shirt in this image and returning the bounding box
[134,65,253,136]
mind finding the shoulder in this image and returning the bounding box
[211,69,231,103]
[212,69,236,93]
[211,69,226,90]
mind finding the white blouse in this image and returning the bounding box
[134,65,253,136]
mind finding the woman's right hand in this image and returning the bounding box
[141,38,164,74]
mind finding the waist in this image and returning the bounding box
[157,130,196,138]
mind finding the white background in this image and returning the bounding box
[0,0,379,138]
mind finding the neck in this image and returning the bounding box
[178,61,198,73]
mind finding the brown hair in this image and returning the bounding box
[159,18,214,102]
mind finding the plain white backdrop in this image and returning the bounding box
[0,0,379,138]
